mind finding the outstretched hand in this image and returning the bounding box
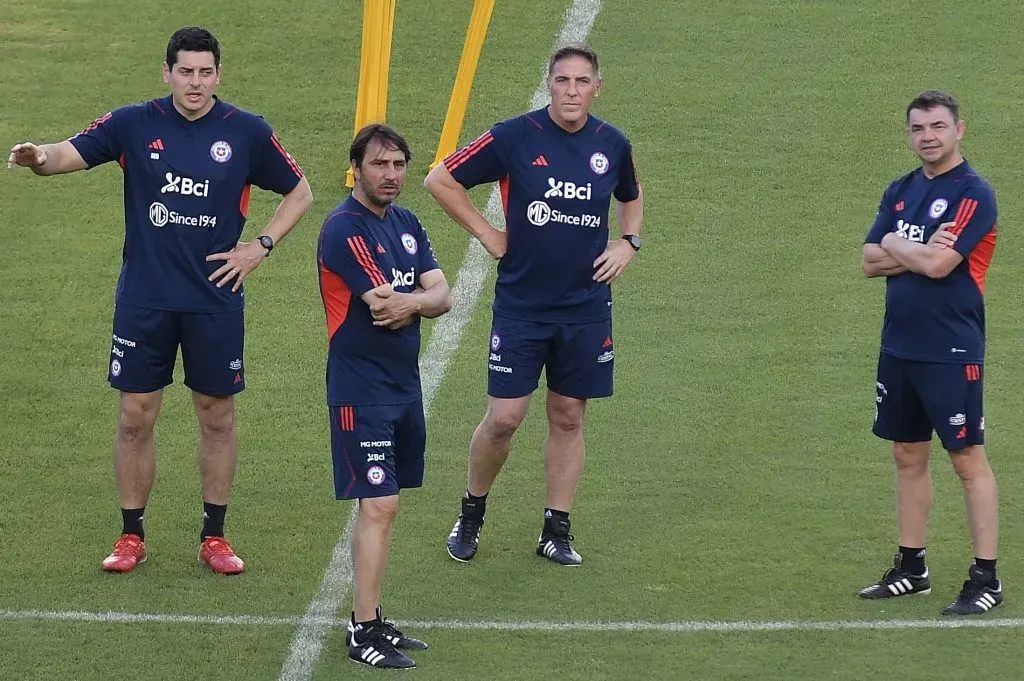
[7,143,46,169]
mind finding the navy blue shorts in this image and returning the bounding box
[108,304,245,396]
[873,353,984,450]
[329,402,426,500]
[487,316,614,400]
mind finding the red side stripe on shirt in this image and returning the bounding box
[950,198,978,236]
[347,236,388,287]
[270,133,304,178]
[319,257,352,340]
[444,132,494,172]
[239,184,252,218]
[967,226,997,295]
[499,175,510,220]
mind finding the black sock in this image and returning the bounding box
[121,507,145,541]
[201,502,227,540]
[544,508,569,532]
[464,490,487,515]
[354,612,382,630]
[898,546,926,575]
[975,557,998,580]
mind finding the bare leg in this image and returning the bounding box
[192,392,238,505]
[351,496,400,622]
[544,391,587,512]
[893,441,932,549]
[114,391,163,508]
[949,445,999,560]
[466,396,531,496]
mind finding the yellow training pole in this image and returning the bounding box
[430,0,496,169]
[348,0,397,187]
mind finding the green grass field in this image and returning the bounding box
[3,1,1024,679]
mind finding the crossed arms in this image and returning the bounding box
[360,269,452,330]
[862,222,962,279]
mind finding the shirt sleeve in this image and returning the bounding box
[864,186,895,245]
[68,106,133,168]
[613,139,641,202]
[443,121,512,188]
[248,117,304,194]
[414,218,441,275]
[319,214,389,298]
[950,186,997,257]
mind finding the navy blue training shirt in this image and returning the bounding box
[444,107,640,323]
[865,161,997,364]
[318,196,441,407]
[69,95,304,312]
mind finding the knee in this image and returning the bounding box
[892,443,928,473]
[360,496,399,524]
[547,406,583,435]
[482,407,526,440]
[196,399,236,439]
[949,446,991,482]
[118,398,159,440]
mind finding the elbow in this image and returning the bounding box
[423,167,440,195]
[299,179,314,212]
[441,293,453,315]
[862,260,878,278]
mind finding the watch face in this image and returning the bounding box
[625,235,641,249]
[259,236,273,249]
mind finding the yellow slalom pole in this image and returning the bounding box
[348,0,396,188]
[430,0,496,169]
[375,0,396,122]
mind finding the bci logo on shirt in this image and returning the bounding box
[894,219,926,243]
[391,267,415,288]
[544,177,592,201]
[161,172,210,197]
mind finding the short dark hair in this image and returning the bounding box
[349,124,412,168]
[906,90,960,123]
[166,27,221,68]
[547,44,600,79]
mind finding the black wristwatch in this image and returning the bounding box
[622,234,642,251]
[257,235,274,255]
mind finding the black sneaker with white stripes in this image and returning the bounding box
[345,612,428,650]
[858,555,931,599]
[536,514,582,566]
[348,621,416,669]
[942,565,1003,616]
[447,496,485,562]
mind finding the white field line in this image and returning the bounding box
[276,3,605,678]
[4,609,1024,634]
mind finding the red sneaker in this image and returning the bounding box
[102,534,146,573]
[199,537,245,575]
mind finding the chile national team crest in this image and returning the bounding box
[210,140,233,163]
[929,198,948,219]
[400,232,417,254]
[367,465,386,486]
[490,334,501,351]
[589,152,609,175]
